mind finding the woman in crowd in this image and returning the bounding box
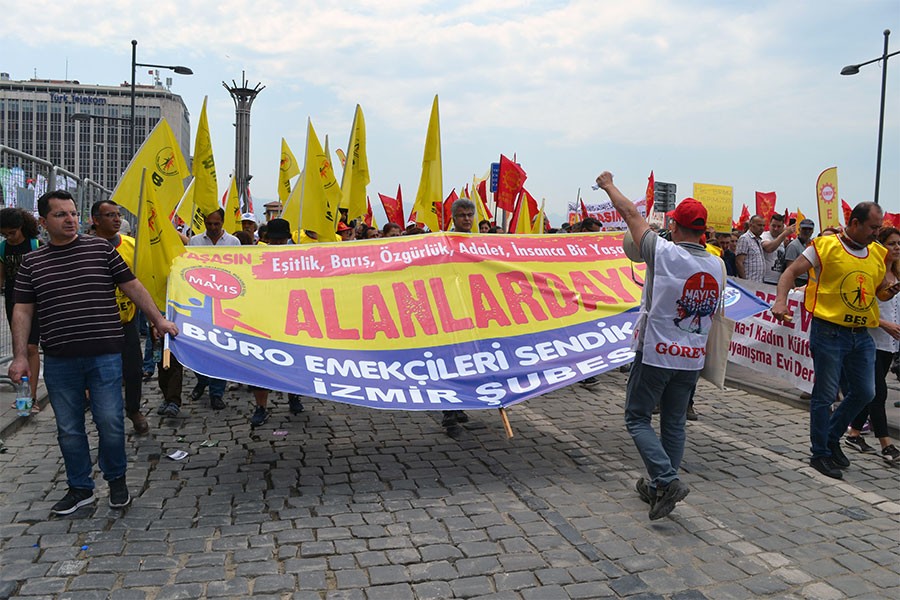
[0,208,41,406]
[844,226,900,464]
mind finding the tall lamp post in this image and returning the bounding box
[841,29,899,206]
[130,39,193,158]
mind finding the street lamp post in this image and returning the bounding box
[841,29,899,206]
[129,39,193,158]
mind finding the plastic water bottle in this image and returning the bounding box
[15,377,32,417]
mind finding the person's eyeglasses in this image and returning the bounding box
[101,212,121,219]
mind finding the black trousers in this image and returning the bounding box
[122,319,143,415]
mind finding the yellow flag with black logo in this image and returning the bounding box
[134,169,186,311]
[299,119,340,240]
[278,138,300,202]
[110,118,189,217]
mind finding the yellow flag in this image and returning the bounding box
[514,193,533,234]
[531,199,546,234]
[278,138,300,202]
[281,172,303,232]
[472,176,491,227]
[340,105,370,222]
[192,97,219,231]
[411,95,442,232]
[816,166,839,229]
[223,174,242,234]
[173,180,198,231]
[134,169,186,311]
[299,119,340,240]
[110,118,189,217]
[797,207,806,223]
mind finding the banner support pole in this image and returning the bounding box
[499,408,513,438]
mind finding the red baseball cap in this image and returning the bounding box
[667,198,707,231]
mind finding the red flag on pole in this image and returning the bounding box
[755,192,777,226]
[737,204,750,230]
[508,189,538,233]
[580,199,589,220]
[441,189,458,230]
[841,199,852,226]
[364,197,374,226]
[378,191,404,225]
[645,171,655,207]
[496,154,526,212]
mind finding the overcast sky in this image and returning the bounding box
[3,0,898,227]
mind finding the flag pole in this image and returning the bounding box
[499,408,514,438]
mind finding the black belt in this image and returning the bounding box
[812,317,868,333]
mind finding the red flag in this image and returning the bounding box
[508,189,539,233]
[755,192,777,225]
[378,191,404,225]
[364,197,374,226]
[883,212,900,229]
[496,154,526,212]
[738,203,751,230]
[442,189,458,230]
[245,187,254,213]
[478,179,491,214]
[841,199,852,226]
[645,171,655,207]
[580,199,589,220]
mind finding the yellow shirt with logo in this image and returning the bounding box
[114,235,137,324]
[804,235,887,327]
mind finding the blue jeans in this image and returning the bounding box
[195,373,226,399]
[44,353,127,490]
[624,352,699,490]
[809,318,875,459]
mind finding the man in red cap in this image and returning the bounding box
[596,172,725,520]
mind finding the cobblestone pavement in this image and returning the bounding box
[1,370,898,600]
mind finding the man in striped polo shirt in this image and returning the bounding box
[8,190,179,516]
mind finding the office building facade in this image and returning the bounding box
[0,73,190,205]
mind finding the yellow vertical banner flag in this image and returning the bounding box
[134,169,186,311]
[223,174,242,234]
[110,118,189,217]
[300,119,340,239]
[531,199,546,234]
[816,166,839,229]
[692,183,733,232]
[797,207,806,223]
[278,138,300,202]
[412,95,442,232]
[191,97,219,232]
[340,104,371,223]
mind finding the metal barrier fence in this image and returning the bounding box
[0,146,113,373]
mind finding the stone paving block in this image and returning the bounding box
[150,583,205,600]
[365,583,416,600]
[412,581,453,600]
[451,576,495,598]
[252,574,297,594]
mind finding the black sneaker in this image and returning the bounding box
[828,441,850,468]
[686,405,698,421]
[210,396,225,410]
[441,411,457,428]
[51,488,96,515]
[108,477,131,509]
[649,479,690,520]
[157,402,169,416]
[635,477,655,506]
[250,406,270,427]
[810,456,843,479]
[882,444,900,465]
[162,403,181,417]
[288,394,304,415]
[189,384,205,402]
[845,435,876,454]
[580,376,600,388]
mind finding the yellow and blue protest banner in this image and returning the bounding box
[167,232,769,411]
